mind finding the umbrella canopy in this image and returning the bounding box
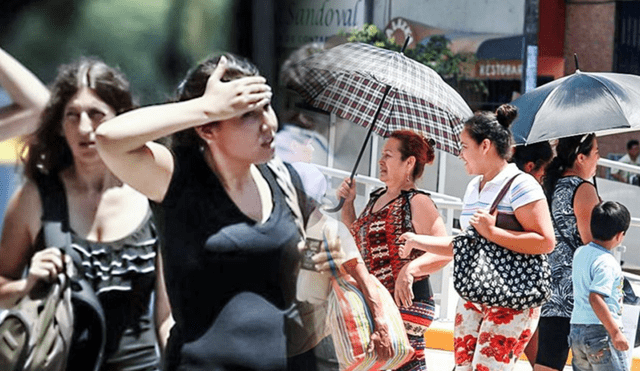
[511,70,640,145]
[282,42,472,156]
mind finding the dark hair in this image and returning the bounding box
[512,141,553,173]
[171,52,261,149]
[628,139,639,150]
[22,57,136,180]
[542,133,596,200]
[591,201,630,241]
[463,103,516,160]
[388,130,435,180]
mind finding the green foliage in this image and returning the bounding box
[1,0,235,105]
[343,24,480,86]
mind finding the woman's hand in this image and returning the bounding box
[336,178,356,203]
[311,235,345,273]
[469,209,496,239]
[398,232,417,259]
[394,263,415,308]
[201,56,272,122]
[25,247,65,291]
[367,320,393,360]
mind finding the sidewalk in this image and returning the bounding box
[424,319,638,371]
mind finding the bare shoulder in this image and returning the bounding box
[7,179,42,232]
[0,180,42,278]
[410,192,438,213]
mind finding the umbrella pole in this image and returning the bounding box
[325,84,393,213]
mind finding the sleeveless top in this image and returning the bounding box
[33,177,160,371]
[152,146,303,371]
[542,176,587,318]
[349,188,432,297]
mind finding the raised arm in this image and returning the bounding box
[0,48,50,141]
[336,178,357,226]
[95,56,272,202]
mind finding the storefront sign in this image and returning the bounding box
[276,0,366,48]
[474,60,523,79]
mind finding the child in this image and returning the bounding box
[570,201,631,371]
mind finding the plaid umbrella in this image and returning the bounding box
[283,42,472,156]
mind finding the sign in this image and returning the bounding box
[276,0,366,48]
[473,60,523,80]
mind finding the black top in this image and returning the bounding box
[152,146,303,371]
[34,175,160,371]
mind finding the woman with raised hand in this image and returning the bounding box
[0,53,173,370]
[95,52,341,370]
[399,105,555,371]
[336,130,450,371]
[533,133,600,371]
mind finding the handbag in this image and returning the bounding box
[452,173,551,310]
[0,174,106,371]
[324,235,414,371]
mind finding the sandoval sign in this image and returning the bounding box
[277,0,366,48]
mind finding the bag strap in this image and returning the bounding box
[34,174,76,262]
[488,173,521,214]
[266,157,306,241]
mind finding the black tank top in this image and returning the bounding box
[33,175,160,371]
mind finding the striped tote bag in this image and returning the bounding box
[327,273,414,370]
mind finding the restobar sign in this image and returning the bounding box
[474,60,523,79]
[277,0,366,48]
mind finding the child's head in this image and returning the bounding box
[591,201,630,242]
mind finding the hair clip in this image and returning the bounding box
[427,138,436,147]
[574,133,593,155]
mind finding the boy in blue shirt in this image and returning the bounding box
[570,201,630,371]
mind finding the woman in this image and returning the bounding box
[511,141,553,184]
[95,53,365,370]
[336,130,451,371]
[510,140,554,368]
[399,105,556,371]
[0,53,173,370]
[534,133,600,371]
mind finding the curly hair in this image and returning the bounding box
[170,53,261,149]
[388,130,435,180]
[463,103,517,160]
[22,57,136,180]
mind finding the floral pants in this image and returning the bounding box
[453,300,540,371]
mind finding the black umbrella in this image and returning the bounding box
[511,66,640,145]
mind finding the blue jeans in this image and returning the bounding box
[569,324,629,371]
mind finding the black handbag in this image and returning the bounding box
[452,174,551,310]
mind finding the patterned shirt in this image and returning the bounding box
[542,176,588,318]
[350,188,429,296]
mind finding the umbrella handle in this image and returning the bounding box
[324,197,346,213]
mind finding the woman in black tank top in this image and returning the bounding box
[0,49,172,370]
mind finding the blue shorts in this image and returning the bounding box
[569,324,629,371]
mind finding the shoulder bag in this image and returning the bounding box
[452,174,551,310]
[0,174,106,371]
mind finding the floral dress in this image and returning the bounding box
[350,188,435,371]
